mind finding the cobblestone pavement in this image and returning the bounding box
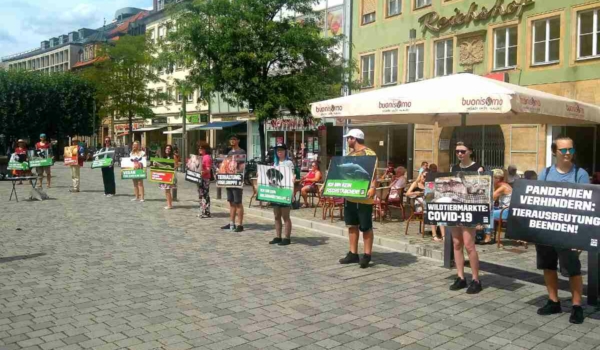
[1,165,600,350]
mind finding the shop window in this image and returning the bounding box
[362,0,376,25]
[415,0,432,9]
[406,43,424,83]
[577,8,600,59]
[361,54,375,88]
[382,49,398,85]
[387,0,401,17]
[532,17,560,65]
[435,39,453,77]
[494,26,518,70]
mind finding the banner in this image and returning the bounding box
[28,149,53,168]
[423,171,493,228]
[256,164,294,204]
[506,180,600,251]
[121,157,147,180]
[323,156,377,198]
[185,155,203,184]
[91,148,115,169]
[7,153,29,171]
[149,157,175,184]
[64,146,79,166]
[215,153,246,188]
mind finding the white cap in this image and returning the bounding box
[343,129,365,139]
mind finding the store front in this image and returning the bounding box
[346,123,408,170]
[114,121,144,146]
[265,117,324,168]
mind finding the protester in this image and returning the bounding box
[13,139,29,184]
[196,141,212,218]
[536,136,588,324]
[130,141,145,202]
[69,139,84,193]
[449,141,484,294]
[269,143,295,246]
[298,161,322,208]
[221,135,246,232]
[159,144,179,209]
[338,129,377,268]
[99,137,116,197]
[35,134,52,188]
[482,169,512,244]
[523,170,538,180]
[418,161,428,176]
[406,170,443,242]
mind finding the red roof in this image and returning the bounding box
[109,11,150,37]
[72,56,107,69]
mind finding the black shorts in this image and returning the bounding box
[226,188,243,204]
[344,200,373,232]
[535,244,582,277]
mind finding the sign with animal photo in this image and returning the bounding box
[214,154,246,188]
[506,180,600,251]
[8,153,29,171]
[323,156,377,198]
[28,149,53,167]
[91,148,115,169]
[64,146,79,166]
[423,172,493,228]
[185,155,203,184]
[149,157,175,184]
[256,165,294,205]
[121,157,147,180]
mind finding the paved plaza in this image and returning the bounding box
[2,166,600,350]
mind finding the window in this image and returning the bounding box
[362,0,376,25]
[361,54,375,87]
[578,9,600,59]
[532,17,560,65]
[435,39,453,77]
[387,0,401,17]
[494,26,518,70]
[406,43,424,83]
[166,88,173,104]
[177,90,183,102]
[157,88,164,105]
[157,0,165,11]
[382,49,398,85]
[363,12,375,24]
[149,90,155,106]
[415,0,432,9]
[187,91,194,102]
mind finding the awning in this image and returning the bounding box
[198,121,245,130]
[134,126,168,132]
[162,125,206,134]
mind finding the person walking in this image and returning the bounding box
[130,141,145,202]
[338,129,377,268]
[196,141,212,218]
[159,144,179,209]
[269,143,295,246]
[221,135,246,232]
[536,136,588,324]
[69,139,84,193]
[35,134,52,188]
[448,141,484,294]
[100,137,116,197]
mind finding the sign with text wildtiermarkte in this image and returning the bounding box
[323,156,376,198]
[256,165,294,205]
[506,180,600,252]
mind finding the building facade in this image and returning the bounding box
[352,0,600,176]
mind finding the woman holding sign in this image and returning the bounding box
[159,144,179,210]
[12,139,29,184]
[196,142,212,218]
[100,137,116,197]
[448,141,484,294]
[130,141,145,202]
[269,144,295,246]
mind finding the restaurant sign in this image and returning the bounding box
[266,117,323,131]
[114,123,144,133]
[419,0,535,33]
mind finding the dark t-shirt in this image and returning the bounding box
[451,162,483,172]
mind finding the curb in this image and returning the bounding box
[211,199,444,262]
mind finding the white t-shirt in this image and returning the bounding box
[130,150,145,162]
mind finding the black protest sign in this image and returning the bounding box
[424,171,493,228]
[506,180,600,251]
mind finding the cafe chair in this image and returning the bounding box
[313,184,327,218]
[373,186,391,223]
[496,206,528,249]
[404,196,424,236]
[248,178,263,208]
[387,187,407,221]
[326,197,344,222]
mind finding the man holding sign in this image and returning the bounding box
[535,137,589,324]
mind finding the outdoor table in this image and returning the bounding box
[1,176,38,202]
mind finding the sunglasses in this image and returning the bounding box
[558,148,575,155]
[455,150,468,154]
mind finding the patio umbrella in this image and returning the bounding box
[311,73,600,126]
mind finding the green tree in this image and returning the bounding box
[83,35,160,145]
[164,0,350,160]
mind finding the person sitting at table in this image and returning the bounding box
[381,162,395,180]
[524,170,538,180]
[482,169,513,244]
[406,170,443,242]
[387,166,407,203]
[298,161,322,208]
[428,163,438,173]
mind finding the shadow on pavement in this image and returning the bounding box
[0,253,46,264]
[371,252,418,268]
[80,190,104,193]
[291,236,330,247]
[242,223,274,232]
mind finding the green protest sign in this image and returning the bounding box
[91,158,113,169]
[323,156,377,198]
[28,159,53,167]
[8,161,29,171]
[122,169,147,180]
[256,164,294,205]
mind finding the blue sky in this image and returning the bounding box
[1,0,152,60]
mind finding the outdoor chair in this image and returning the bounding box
[496,206,528,249]
[248,178,263,208]
[324,197,344,222]
[313,184,327,217]
[404,195,424,236]
[373,186,391,223]
[387,187,407,221]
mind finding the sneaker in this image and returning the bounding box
[537,300,562,316]
[139,199,144,202]
[131,198,138,202]
[106,194,113,197]
[269,238,282,244]
[221,224,232,230]
[278,238,291,246]
[69,189,79,193]
[234,225,244,232]
[466,280,483,294]
[569,306,584,324]
[201,213,211,219]
[449,277,467,291]
[359,254,371,268]
[339,252,360,264]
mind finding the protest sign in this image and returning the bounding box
[64,146,79,166]
[91,148,115,169]
[121,157,147,180]
[7,153,29,171]
[185,155,203,184]
[214,154,246,188]
[149,157,175,184]
[28,149,53,168]
[322,156,376,198]
[506,180,600,251]
[423,171,493,228]
[256,164,294,204]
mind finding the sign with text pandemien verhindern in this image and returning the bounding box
[424,171,493,228]
[214,154,246,188]
[506,180,600,251]
[256,164,294,205]
[323,156,377,198]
